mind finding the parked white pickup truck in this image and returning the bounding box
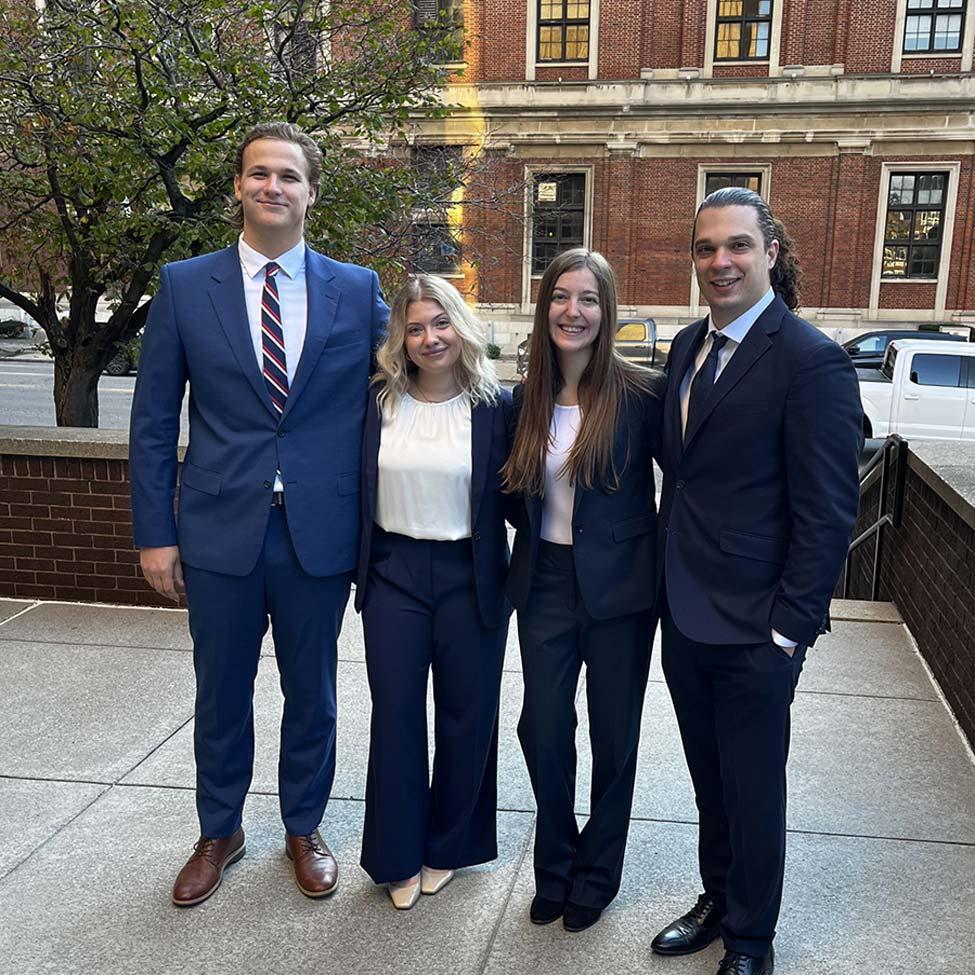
[858,339,975,440]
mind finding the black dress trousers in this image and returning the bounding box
[517,541,653,910]
[660,594,806,957]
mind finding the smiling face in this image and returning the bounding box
[234,138,315,253]
[404,299,462,378]
[692,204,779,329]
[547,266,602,365]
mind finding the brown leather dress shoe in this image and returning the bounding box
[285,829,338,898]
[171,829,245,907]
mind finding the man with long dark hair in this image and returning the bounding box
[651,189,862,974]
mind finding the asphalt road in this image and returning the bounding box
[0,359,190,432]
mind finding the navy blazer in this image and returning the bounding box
[354,385,515,629]
[129,244,388,577]
[656,295,863,648]
[505,380,663,621]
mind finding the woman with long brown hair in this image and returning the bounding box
[503,248,663,932]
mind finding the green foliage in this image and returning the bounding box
[0,0,463,423]
[485,342,501,360]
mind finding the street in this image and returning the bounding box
[0,359,188,432]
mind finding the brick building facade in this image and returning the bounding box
[410,0,975,347]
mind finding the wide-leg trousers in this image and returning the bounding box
[360,528,508,884]
[182,505,350,838]
[660,594,806,957]
[517,540,653,910]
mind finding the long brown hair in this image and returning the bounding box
[502,248,657,496]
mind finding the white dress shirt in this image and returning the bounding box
[238,235,308,491]
[678,288,796,650]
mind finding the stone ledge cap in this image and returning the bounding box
[0,425,187,460]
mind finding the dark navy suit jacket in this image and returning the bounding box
[129,244,387,577]
[656,295,863,648]
[505,380,663,621]
[354,385,515,629]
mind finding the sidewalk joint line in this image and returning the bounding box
[0,602,41,628]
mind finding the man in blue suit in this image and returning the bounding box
[650,189,862,974]
[130,122,387,906]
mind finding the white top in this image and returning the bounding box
[540,404,581,545]
[679,287,775,436]
[375,392,473,541]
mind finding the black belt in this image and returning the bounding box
[270,491,285,507]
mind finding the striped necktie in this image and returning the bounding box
[685,331,729,436]
[261,261,288,414]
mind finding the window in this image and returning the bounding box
[909,353,963,387]
[537,1,590,62]
[411,146,463,275]
[882,172,948,279]
[704,172,764,196]
[903,0,966,54]
[531,173,586,274]
[413,0,464,29]
[715,0,773,61]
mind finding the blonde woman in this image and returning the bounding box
[353,274,514,909]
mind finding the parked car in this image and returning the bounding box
[858,339,975,440]
[104,334,142,376]
[842,328,968,370]
[516,317,666,378]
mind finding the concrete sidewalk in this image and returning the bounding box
[0,596,973,975]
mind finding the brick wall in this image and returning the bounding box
[845,450,975,750]
[0,445,172,608]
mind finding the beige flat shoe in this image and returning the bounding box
[420,866,455,895]
[388,874,421,910]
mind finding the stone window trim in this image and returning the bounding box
[868,161,961,317]
[520,164,594,311]
[525,0,600,80]
[891,0,975,71]
[689,163,772,313]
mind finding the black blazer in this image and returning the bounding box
[354,384,515,629]
[505,379,663,620]
[656,295,862,647]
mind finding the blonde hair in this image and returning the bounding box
[375,274,500,414]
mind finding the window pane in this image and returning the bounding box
[885,210,913,240]
[540,1,561,18]
[904,14,932,49]
[915,210,942,240]
[883,246,908,276]
[888,174,915,205]
[910,354,962,387]
[538,26,562,59]
[917,173,944,205]
[908,245,939,277]
[413,223,461,273]
[716,23,742,58]
[565,26,589,59]
[748,21,770,57]
[567,1,590,18]
[933,13,962,48]
[907,0,934,7]
[719,0,743,15]
[705,172,763,195]
[743,0,770,14]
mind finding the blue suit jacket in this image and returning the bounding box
[656,295,863,647]
[354,385,515,629]
[505,381,663,621]
[129,244,388,577]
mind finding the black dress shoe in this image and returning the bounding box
[716,947,774,975]
[562,902,602,932]
[651,893,724,955]
[529,894,565,925]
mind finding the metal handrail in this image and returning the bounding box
[841,434,909,600]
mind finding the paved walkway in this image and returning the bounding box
[0,596,973,975]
